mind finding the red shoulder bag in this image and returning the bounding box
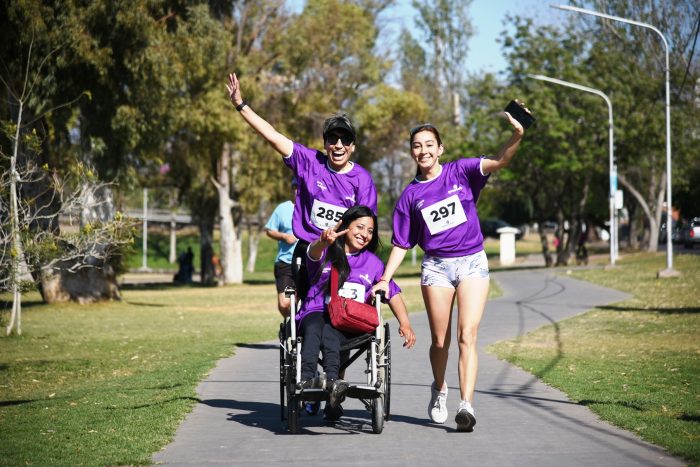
[327,266,380,334]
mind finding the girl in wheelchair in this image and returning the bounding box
[296,205,416,418]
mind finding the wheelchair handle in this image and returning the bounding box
[375,290,386,299]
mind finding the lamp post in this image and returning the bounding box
[528,74,618,266]
[141,187,149,271]
[552,4,677,276]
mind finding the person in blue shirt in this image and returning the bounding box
[265,179,299,317]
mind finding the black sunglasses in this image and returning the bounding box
[324,132,354,146]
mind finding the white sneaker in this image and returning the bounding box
[428,382,448,423]
[455,400,476,432]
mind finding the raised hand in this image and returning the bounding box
[319,221,349,246]
[503,99,531,135]
[226,73,243,107]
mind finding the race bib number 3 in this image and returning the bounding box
[421,194,467,235]
[311,199,347,230]
[325,282,366,304]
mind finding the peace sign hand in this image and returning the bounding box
[319,221,349,246]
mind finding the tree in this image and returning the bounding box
[354,84,430,223]
[467,17,610,266]
[1,0,189,293]
[405,0,474,126]
[568,0,700,252]
[1,38,135,334]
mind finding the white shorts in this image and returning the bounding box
[421,250,490,288]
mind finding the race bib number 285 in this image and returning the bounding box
[311,199,347,230]
[421,194,467,235]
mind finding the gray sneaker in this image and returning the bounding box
[455,400,476,432]
[297,373,326,391]
[328,379,349,408]
[428,382,448,423]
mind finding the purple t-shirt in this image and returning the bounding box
[392,158,490,257]
[284,142,378,243]
[296,248,401,324]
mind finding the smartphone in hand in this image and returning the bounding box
[504,100,535,129]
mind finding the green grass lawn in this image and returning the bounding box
[0,260,433,466]
[489,252,700,465]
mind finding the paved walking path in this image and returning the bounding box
[153,269,683,466]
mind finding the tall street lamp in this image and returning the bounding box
[528,74,618,266]
[552,4,678,277]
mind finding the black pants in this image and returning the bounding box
[300,312,353,382]
[292,240,311,301]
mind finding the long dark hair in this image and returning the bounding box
[325,205,379,293]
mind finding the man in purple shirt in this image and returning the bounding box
[373,102,530,433]
[226,73,377,299]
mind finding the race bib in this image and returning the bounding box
[325,282,366,304]
[311,199,347,230]
[421,194,467,235]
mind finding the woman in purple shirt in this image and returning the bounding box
[299,205,416,419]
[226,73,377,299]
[373,105,529,432]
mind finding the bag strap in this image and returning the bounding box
[330,265,339,299]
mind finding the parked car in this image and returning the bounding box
[659,217,683,244]
[480,218,523,240]
[680,217,700,249]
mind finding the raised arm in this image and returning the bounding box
[226,73,293,157]
[482,100,529,174]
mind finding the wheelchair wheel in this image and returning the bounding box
[371,396,384,434]
[287,391,301,434]
[380,322,391,421]
[279,323,286,421]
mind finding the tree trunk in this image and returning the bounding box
[246,202,269,274]
[169,189,177,264]
[618,172,663,253]
[215,143,243,284]
[39,261,121,304]
[246,221,259,274]
[537,222,553,267]
[199,221,215,285]
[37,186,122,304]
[7,99,24,335]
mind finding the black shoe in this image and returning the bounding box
[323,403,344,421]
[297,373,326,390]
[328,379,349,408]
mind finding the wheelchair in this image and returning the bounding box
[278,283,392,434]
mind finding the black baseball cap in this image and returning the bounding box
[322,114,356,142]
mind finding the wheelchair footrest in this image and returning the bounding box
[295,388,328,402]
[346,385,383,399]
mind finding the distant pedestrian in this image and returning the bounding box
[175,246,195,283]
[265,179,299,317]
[576,223,589,265]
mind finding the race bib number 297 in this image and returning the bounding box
[311,199,347,230]
[421,194,467,235]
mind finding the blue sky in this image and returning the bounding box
[383,0,567,75]
[287,0,568,75]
